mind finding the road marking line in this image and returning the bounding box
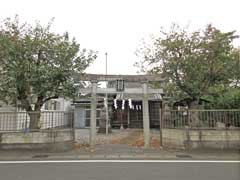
[0,160,239,164]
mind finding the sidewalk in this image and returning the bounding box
[0,144,239,161]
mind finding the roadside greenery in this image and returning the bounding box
[136,24,240,109]
[0,16,97,128]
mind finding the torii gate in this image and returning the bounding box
[73,73,164,148]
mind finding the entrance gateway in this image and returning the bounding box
[73,73,164,148]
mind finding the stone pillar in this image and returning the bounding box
[74,106,86,128]
[105,94,109,134]
[90,81,97,148]
[142,82,150,148]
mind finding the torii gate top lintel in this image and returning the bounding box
[75,73,164,82]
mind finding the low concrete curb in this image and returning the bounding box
[0,150,239,161]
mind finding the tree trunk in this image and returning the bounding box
[28,97,43,130]
[189,99,201,128]
[18,98,39,130]
[28,111,41,130]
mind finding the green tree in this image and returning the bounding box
[0,16,97,129]
[203,86,240,109]
[136,24,239,109]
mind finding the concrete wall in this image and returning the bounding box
[0,130,74,150]
[162,128,240,150]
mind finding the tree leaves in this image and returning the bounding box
[136,24,239,107]
[0,16,97,111]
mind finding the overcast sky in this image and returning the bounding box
[1,0,240,75]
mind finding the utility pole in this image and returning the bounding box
[105,52,109,135]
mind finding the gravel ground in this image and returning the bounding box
[74,128,142,145]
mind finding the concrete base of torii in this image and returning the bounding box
[97,111,112,133]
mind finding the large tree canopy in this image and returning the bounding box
[136,24,239,108]
[0,16,97,124]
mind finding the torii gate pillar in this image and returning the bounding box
[142,82,150,148]
[90,81,97,148]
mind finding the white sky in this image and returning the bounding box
[1,0,240,75]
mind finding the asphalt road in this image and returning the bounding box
[0,161,239,180]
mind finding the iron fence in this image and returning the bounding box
[161,109,240,129]
[0,111,74,132]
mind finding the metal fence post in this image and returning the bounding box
[185,126,190,152]
[159,107,163,147]
[72,111,75,142]
[187,109,191,128]
[183,109,190,151]
[51,111,54,129]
